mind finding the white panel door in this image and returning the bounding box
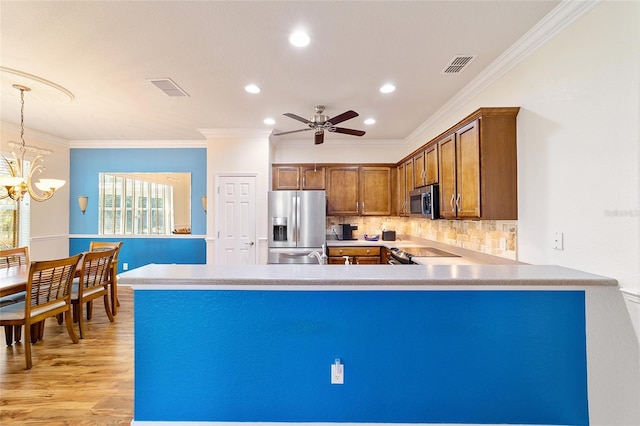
[216,175,256,265]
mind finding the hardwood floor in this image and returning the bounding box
[1,287,134,424]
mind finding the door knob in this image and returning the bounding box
[245,241,255,246]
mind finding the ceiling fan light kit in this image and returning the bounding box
[274,105,365,145]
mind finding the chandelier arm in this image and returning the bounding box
[26,155,54,202]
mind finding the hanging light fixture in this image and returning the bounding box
[0,84,66,202]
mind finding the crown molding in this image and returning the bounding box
[274,138,405,149]
[620,288,640,305]
[199,128,273,139]
[68,139,207,149]
[406,0,602,144]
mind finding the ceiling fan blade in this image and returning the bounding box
[331,127,366,137]
[283,113,312,125]
[273,128,313,136]
[328,110,358,125]
[314,131,324,145]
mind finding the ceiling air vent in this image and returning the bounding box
[147,78,189,97]
[441,55,477,74]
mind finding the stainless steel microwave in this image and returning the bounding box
[409,185,439,219]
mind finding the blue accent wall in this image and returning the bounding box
[69,148,206,235]
[69,148,207,268]
[134,289,588,425]
[70,237,206,272]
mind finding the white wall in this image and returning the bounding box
[1,123,70,260]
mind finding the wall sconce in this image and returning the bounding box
[77,195,88,215]
[201,196,207,214]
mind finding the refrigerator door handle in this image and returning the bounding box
[293,196,300,242]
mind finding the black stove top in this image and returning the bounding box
[389,246,460,264]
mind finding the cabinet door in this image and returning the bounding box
[397,164,406,216]
[272,166,300,190]
[301,166,325,190]
[413,151,426,188]
[438,134,457,218]
[456,121,480,218]
[326,167,359,215]
[360,167,391,216]
[425,144,439,185]
[404,159,414,215]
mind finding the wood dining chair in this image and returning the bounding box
[71,248,116,339]
[0,246,29,346]
[89,241,123,316]
[0,254,82,369]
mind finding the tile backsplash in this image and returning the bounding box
[328,217,517,260]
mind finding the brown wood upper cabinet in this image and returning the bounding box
[326,166,391,216]
[397,160,413,216]
[438,108,519,220]
[272,165,326,190]
[413,144,438,188]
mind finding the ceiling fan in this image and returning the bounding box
[273,105,365,145]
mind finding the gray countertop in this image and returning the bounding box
[119,263,617,289]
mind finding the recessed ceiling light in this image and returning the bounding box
[263,118,275,125]
[289,30,310,47]
[244,84,261,94]
[379,83,396,94]
[364,118,376,125]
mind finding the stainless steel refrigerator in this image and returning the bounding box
[268,190,326,264]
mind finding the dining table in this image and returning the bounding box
[0,265,27,298]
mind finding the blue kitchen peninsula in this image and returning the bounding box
[119,263,616,425]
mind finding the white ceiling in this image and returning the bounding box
[0,1,561,144]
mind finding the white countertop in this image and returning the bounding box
[118,263,617,289]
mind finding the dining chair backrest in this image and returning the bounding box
[0,246,29,269]
[89,241,123,263]
[26,254,82,316]
[77,249,116,296]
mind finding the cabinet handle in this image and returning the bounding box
[456,194,461,212]
[303,177,306,188]
[450,194,455,211]
[356,202,359,213]
[366,249,370,254]
[362,202,365,213]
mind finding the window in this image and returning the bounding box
[0,158,30,249]
[99,173,175,235]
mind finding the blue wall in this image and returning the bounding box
[69,148,207,268]
[134,289,588,425]
[69,237,206,271]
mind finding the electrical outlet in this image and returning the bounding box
[331,359,344,384]
[330,225,336,233]
[123,262,129,270]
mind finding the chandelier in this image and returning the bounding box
[0,84,65,202]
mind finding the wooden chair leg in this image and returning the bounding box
[86,301,93,320]
[38,320,45,340]
[14,325,21,343]
[65,310,79,344]
[4,325,13,346]
[30,323,39,344]
[103,294,114,323]
[111,281,119,316]
[24,323,32,370]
